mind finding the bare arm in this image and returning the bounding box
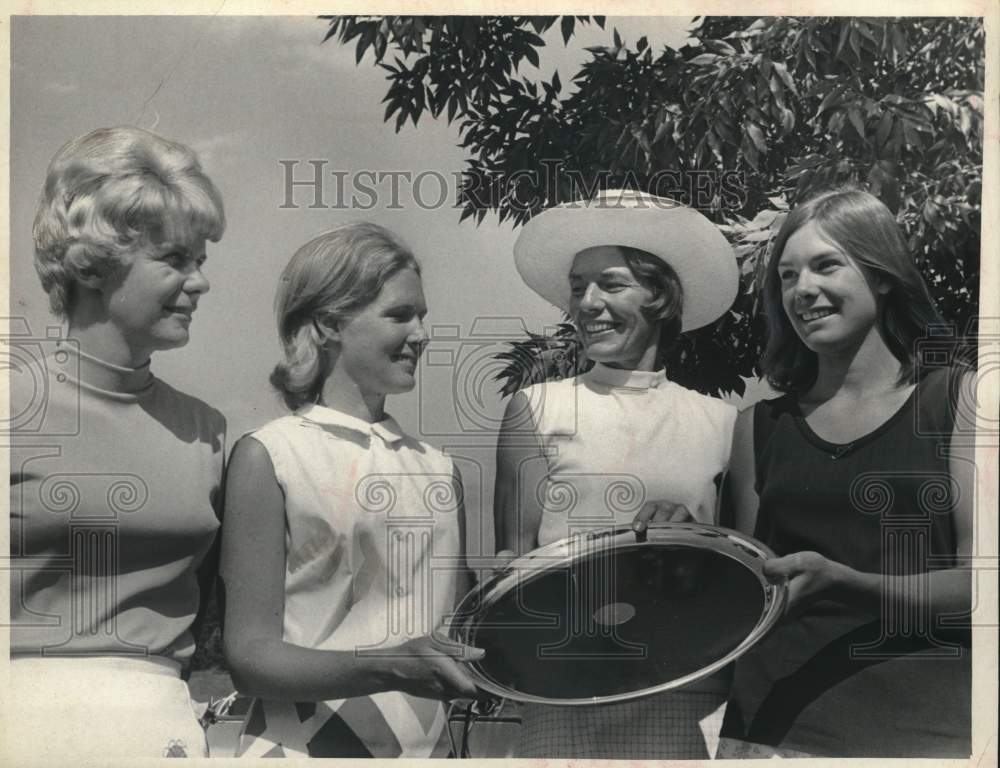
[722,407,760,536]
[220,436,482,702]
[493,390,548,556]
[451,463,475,601]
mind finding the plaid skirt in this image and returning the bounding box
[716,737,815,758]
[518,689,728,759]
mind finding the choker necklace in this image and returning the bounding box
[58,340,151,374]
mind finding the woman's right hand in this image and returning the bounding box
[763,551,854,616]
[389,634,485,701]
[489,549,518,577]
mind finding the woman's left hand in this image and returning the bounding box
[764,551,851,616]
[631,500,693,535]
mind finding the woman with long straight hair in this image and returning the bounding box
[718,187,974,757]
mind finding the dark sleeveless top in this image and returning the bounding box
[720,366,971,757]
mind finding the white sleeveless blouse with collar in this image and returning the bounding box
[236,404,459,758]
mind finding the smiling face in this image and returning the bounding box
[334,267,428,396]
[777,221,885,355]
[569,246,659,370]
[100,212,211,360]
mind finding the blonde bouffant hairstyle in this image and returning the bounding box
[270,223,421,410]
[32,126,226,315]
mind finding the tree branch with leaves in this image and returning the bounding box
[322,15,983,397]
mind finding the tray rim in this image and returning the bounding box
[448,522,788,706]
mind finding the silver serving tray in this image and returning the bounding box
[449,523,787,706]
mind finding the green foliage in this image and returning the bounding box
[323,15,983,397]
[321,16,604,131]
[190,589,224,670]
[491,322,590,398]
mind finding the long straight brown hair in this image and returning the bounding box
[762,188,944,393]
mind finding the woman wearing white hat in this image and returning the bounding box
[493,190,739,758]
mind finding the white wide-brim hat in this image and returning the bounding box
[513,189,738,332]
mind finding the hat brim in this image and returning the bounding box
[513,198,738,332]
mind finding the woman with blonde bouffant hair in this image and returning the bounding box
[10,126,226,759]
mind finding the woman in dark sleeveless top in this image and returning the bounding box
[718,188,974,757]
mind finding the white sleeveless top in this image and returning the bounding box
[237,404,459,758]
[522,363,737,546]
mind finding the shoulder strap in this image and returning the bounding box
[752,396,789,458]
[916,365,959,429]
[752,395,794,494]
[914,364,969,453]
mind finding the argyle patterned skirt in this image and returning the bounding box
[235,691,450,758]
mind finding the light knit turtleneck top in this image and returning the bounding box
[9,341,226,664]
[521,362,737,547]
